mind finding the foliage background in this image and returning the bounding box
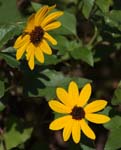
[0,0,121,149]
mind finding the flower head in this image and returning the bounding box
[49,81,110,143]
[14,5,63,70]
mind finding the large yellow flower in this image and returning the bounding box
[14,5,63,70]
[49,81,110,143]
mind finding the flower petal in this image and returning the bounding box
[41,11,63,27]
[14,35,30,49]
[56,88,71,107]
[43,21,61,31]
[35,47,44,63]
[49,115,71,130]
[48,100,71,114]
[77,83,91,107]
[63,117,73,141]
[35,5,56,26]
[68,81,79,106]
[85,114,110,124]
[26,43,33,60]
[16,41,29,60]
[24,14,35,32]
[84,100,107,113]
[40,39,52,55]
[28,49,35,70]
[35,5,49,25]
[72,120,81,143]
[80,119,96,140]
[44,32,57,45]
[26,42,33,53]
[48,4,56,11]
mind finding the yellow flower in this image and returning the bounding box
[14,5,63,70]
[49,81,110,143]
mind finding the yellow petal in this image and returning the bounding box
[72,120,81,143]
[24,14,35,32]
[26,43,33,53]
[14,35,30,49]
[26,43,35,62]
[56,88,71,107]
[85,114,111,124]
[16,42,29,60]
[44,32,57,45]
[28,50,35,70]
[26,43,33,59]
[41,11,63,27]
[68,81,79,106]
[35,47,44,63]
[35,5,49,25]
[35,5,56,26]
[77,83,91,107]
[26,49,32,61]
[48,100,71,114]
[40,39,52,55]
[48,4,56,12]
[84,100,107,113]
[49,115,71,130]
[80,119,96,140]
[63,117,73,141]
[43,21,61,31]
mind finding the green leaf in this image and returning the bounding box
[104,116,121,130]
[0,23,23,48]
[44,54,59,65]
[0,0,23,23]
[81,144,95,150]
[55,11,77,35]
[1,47,16,53]
[0,102,5,111]
[23,69,91,99]
[98,106,111,116]
[70,47,94,66]
[52,35,81,57]
[96,0,112,13]
[104,126,121,150]
[105,10,121,30]
[0,80,5,98]
[0,51,20,68]
[31,2,42,11]
[111,81,121,105]
[35,54,59,66]
[0,116,33,150]
[52,35,70,54]
[82,0,95,19]
[52,36,84,63]
[104,116,121,150]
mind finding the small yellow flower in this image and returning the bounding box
[14,5,63,70]
[49,81,110,143]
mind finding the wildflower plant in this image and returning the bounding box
[14,5,63,70]
[49,81,110,143]
[0,0,121,150]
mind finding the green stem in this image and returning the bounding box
[87,26,98,47]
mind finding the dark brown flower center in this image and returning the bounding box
[71,106,85,120]
[30,26,44,45]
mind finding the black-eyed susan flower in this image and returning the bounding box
[49,81,110,143]
[14,5,63,70]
